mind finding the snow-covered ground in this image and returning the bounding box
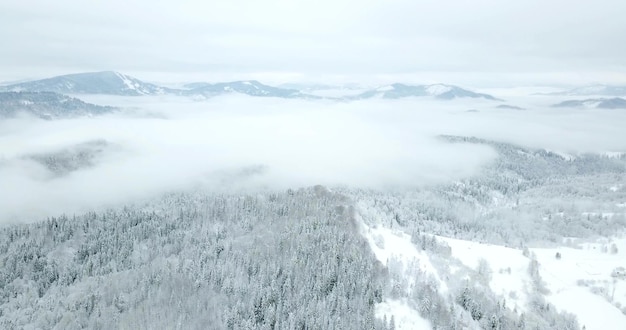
[437,236,533,312]
[425,84,453,95]
[359,207,626,330]
[531,238,626,330]
[359,215,433,330]
[440,236,626,329]
[375,299,432,330]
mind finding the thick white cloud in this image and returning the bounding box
[1,0,625,85]
[1,95,626,223]
[0,96,496,222]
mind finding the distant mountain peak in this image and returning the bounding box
[424,84,453,95]
[0,71,167,96]
[0,72,502,101]
[352,83,500,101]
[181,80,317,99]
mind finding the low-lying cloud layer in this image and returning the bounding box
[1,95,625,223]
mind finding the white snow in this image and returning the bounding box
[437,236,532,312]
[432,235,626,329]
[115,72,143,94]
[605,152,625,159]
[376,299,432,330]
[544,149,576,160]
[582,100,602,108]
[531,239,626,330]
[242,81,259,89]
[362,221,448,294]
[425,84,453,95]
[548,287,625,329]
[358,214,435,329]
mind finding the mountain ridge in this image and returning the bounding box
[552,97,626,109]
[181,80,320,99]
[1,71,502,101]
[351,83,501,101]
[0,71,169,96]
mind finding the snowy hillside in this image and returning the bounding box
[532,239,626,329]
[0,72,502,102]
[0,188,388,329]
[0,91,116,119]
[182,80,319,99]
[0,71,169,96]
[352,83,500,100]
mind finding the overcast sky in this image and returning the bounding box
[1,0,626,86]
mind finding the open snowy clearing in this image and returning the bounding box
[531,237,626,330]
[359,211,626,330]
[359,215,434,330]
[436,236,533,313]
[440,235,626,329]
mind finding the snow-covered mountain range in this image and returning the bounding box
[0,71,168,96]
[351,83,500,101]
[0,72,501,101]
[553,97,626,109]
[181,80,319,99]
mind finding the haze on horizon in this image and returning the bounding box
[1,0,626,87]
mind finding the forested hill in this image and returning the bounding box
[0,187,386,329]
[0,183,585,329]
[350,136,626,245]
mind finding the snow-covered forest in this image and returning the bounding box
[0,184,584,329]
[2,112,624,328]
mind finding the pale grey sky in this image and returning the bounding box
[1,0,626,86]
